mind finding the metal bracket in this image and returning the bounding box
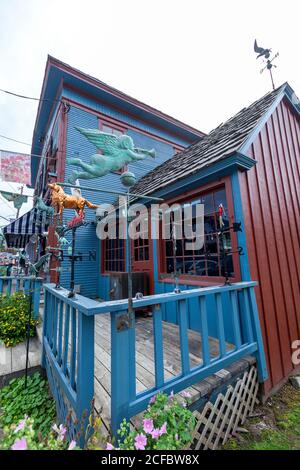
[116,313,131,332]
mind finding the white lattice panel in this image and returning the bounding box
[188,366,259,450]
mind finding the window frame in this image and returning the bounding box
[98,117,128,174]
[157,177,241,286]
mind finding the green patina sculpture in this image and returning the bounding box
[28,253,51,276]
[35,196,55,217]
[0,228,6,249]
[67,127,156,184]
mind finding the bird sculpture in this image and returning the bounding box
[254,39,272,59]
[67,127,156,184]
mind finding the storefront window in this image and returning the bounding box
[162,187,234,278]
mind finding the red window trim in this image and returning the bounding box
[156,176,241,285]
[98,118,128,174]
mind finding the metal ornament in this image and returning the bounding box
[120,171,137,187]
[254,39,279,90]
[48,182,98,219]
[67,127,155,184]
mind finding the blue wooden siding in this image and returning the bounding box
[59,97,190,298]
[63,87,190,147]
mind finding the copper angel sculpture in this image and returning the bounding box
[67,127,156,184]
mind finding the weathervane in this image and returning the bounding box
[254,39,279,90]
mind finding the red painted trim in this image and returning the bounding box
[47,55,205,138]
[62,94,192,150]
[155,176,241,286]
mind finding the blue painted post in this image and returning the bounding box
[16,278,20,292]
[249,287,268,382]
[238,288,254,344]
[0,278,3,294]
[76,309,95,447]
[230,171,251,281]
[199,297,210,366]
[70,307,77,391]
[41,289,49,369]
[111,310,136,438]
[32,278,42,319]
[57,300,64,366]
[52,297,59,356]
[229,290,242,349]
[178,299,190,374]
[152,304,164,388]
[215,293,227,357]
[62,304,70,375]
[7,278,12,296]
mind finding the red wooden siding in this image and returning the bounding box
[239,98,300,394]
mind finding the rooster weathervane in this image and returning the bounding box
[254,39,279,90]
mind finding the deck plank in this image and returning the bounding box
[93,313,229,429]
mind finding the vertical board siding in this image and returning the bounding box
[240,98,300,393]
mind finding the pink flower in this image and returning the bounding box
[135,433,147,450]
[182,390,191,398]
[52,423,67,441]
[11,438,27,450]
[159,422,167,436]
[151,428,161,440]
[106,442,114,450]
[143,418,154,434]
[169,390,175,400]
[149,395,156,404]
[68,440,76,450]
[14,416,27,433]
[181,401,187,408]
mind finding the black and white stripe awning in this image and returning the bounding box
[3,208,49,248]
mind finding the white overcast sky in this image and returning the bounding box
[0,0,299,155]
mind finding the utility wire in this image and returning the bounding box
[0,87,62,104]
[0,133,31,146]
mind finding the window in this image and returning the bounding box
[103,218,126,272]
[162,187,234,279]
[133,222,150,262]
[99,119,128,174]
[104,238,126,272]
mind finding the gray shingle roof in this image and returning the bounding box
[131,84,286,197]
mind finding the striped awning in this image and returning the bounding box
[3,208,49,248]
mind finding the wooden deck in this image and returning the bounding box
[93,313,233,432]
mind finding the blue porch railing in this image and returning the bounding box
[42,281,267,441]
[0,276,42,319]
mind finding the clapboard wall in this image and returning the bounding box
[59,91,196,298]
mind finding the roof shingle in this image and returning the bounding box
[131,84,286,197]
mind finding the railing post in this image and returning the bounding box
[111,310,136,438]
[32,278,42,320]
[76,309,95,447]
[249,287,268,382]
[41,288,49,369]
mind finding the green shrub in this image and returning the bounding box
[0,372,56,436]
[0,292,39,347]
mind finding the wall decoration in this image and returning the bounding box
[48,182,98,219]
[67,127,155,184]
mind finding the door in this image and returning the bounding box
[131,218,154,295]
